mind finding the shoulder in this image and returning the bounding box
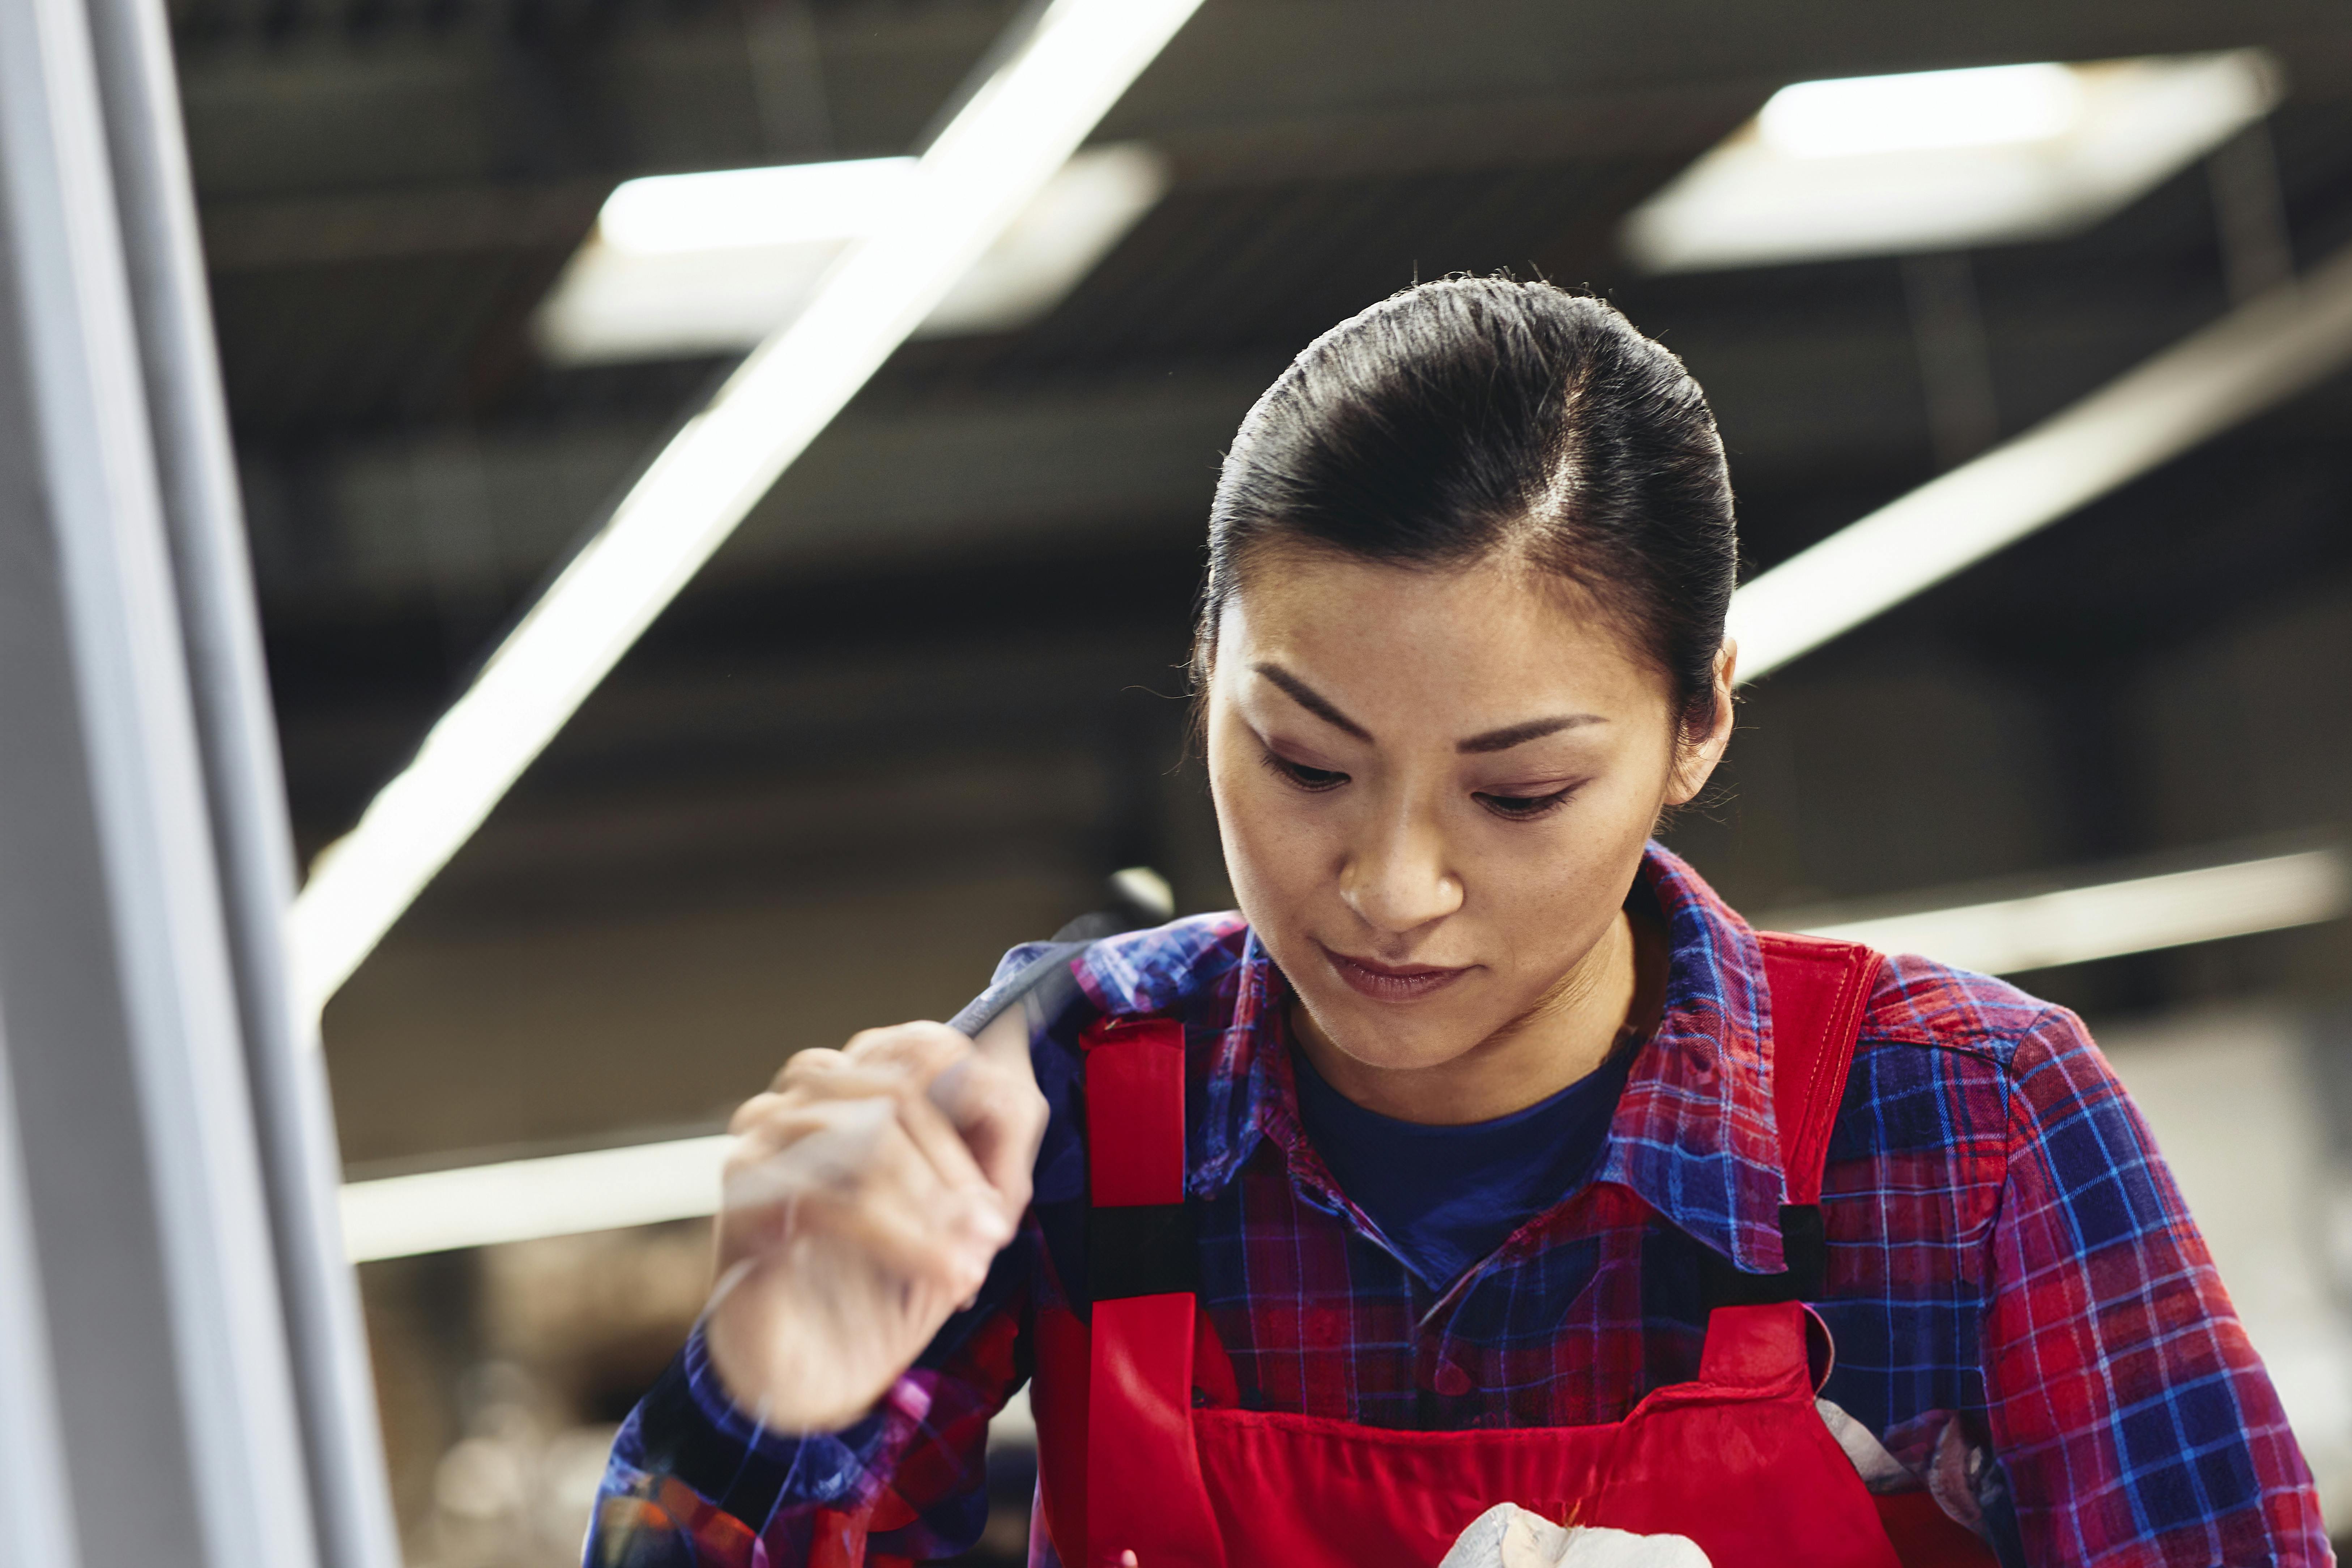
[984,913,1256,1071]
[1071,911,1257,1020]
[1842,951,2123,1153]
[1857,951,2067,1064]
[989,913,1262,1210]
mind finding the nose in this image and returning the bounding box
[1338,805,1463,937]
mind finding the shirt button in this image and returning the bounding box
[1433,1360,1474,1397]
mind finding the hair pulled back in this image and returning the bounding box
[1197,277,1737,738]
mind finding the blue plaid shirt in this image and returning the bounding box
[588,845,2327,1567]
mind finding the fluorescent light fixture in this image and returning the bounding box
[535,143,1168,365]
[289,0,1205,1020]
[600,156,916,253]
[1729,236,2352,680]
[341,1136,732,1263]
[1758,64,2083,159]
[1776,844,2350,976]
[1623,51,2280,272]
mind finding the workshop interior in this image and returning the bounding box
[3,0,2352,1565]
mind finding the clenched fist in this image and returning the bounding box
[703,1011,1048,1432]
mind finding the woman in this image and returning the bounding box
[587,279,2323,1567]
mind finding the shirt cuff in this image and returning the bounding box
[659,1323,894,1510]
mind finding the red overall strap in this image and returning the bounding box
[1081,1016,1225,1568]
[1756,932,1880,1207]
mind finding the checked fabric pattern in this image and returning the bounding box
[587,844,2326,1568]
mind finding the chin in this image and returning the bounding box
[1300,988,1485,1073]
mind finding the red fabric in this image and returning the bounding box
[1034,1305,1091,1560]
[1088,1294,1223,1567]
[1585,1303,1900,1568]
[1085,1018,1187,1207]
[1035,939,1995,1568]
[1072,1019,1223,1564]
[1756,934,1875,1205]
[1872,1493,2004,1568]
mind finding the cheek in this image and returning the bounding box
[1467,780,1661,956]
[1207,734,1325,913]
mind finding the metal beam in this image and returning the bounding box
[1730,238,2352,680]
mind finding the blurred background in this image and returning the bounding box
[157,0,2352,1560]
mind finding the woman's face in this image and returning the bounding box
[1206,550,1733,1076]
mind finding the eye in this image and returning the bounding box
[1473,785,1577,821]
[1261,750,1348,793]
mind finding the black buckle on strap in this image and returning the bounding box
[1087,1202,1197,1300]
[1702,1203,1826,1307]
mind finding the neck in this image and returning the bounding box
[1294,908,1664,1126]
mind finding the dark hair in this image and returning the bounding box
[1195,277,1737,740]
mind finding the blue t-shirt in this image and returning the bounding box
[1292,1044,1632,1290]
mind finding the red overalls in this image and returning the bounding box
[1024,934,1999,1568]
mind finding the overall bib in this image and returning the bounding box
[1019,933,2001,1568]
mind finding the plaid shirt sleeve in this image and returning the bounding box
[1983,1003,2327,1565]
[583,1233,1034,1567]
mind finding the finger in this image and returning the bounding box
[723,1096,895,1203]
[734,1143,998,1301]
[841,1021,966,1072]
[884,1075,996,1200]
[724,1099,1008,1253]
[728,1090,791,1137]
[932,1056,1048,1217]
[775,1051,914,1098]
[769,1046,845,1093]
[799,1184,998,1298]
[767,1061,997,1202]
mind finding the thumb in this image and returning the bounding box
[928,1009,1045,1215]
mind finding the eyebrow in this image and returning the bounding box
[1253,662,1370,740]
[1456,713,1608,753]
[1251,662,1605,753]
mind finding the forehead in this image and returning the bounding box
[1222,551,1669,724]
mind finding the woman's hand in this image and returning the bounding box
[702,1012,1048,1432]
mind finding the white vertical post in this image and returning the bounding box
[74,0,403,1561]
[0,0,352,1562]
[0,1020,80,1568]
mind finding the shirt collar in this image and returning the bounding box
[1595,843,1788,1273]
[1073,841,1791,1276]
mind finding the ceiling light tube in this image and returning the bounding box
[1758,63,2083,159]
[598,156,918,254]
[1625,52,2280,272]
[340,1136,733,1264]
[287,0,1203,1021]
[1778,844,2349,976]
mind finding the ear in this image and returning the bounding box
[1664,640,1737,806]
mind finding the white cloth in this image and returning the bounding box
[1438,1505,1711,1568]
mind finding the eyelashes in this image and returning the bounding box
[1257,747,1580,821]
[1472,785,1578,821]
[1260,750,1348,792]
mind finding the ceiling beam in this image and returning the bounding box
[1730,238,2352,680]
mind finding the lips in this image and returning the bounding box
[1321,945,1473,1003]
